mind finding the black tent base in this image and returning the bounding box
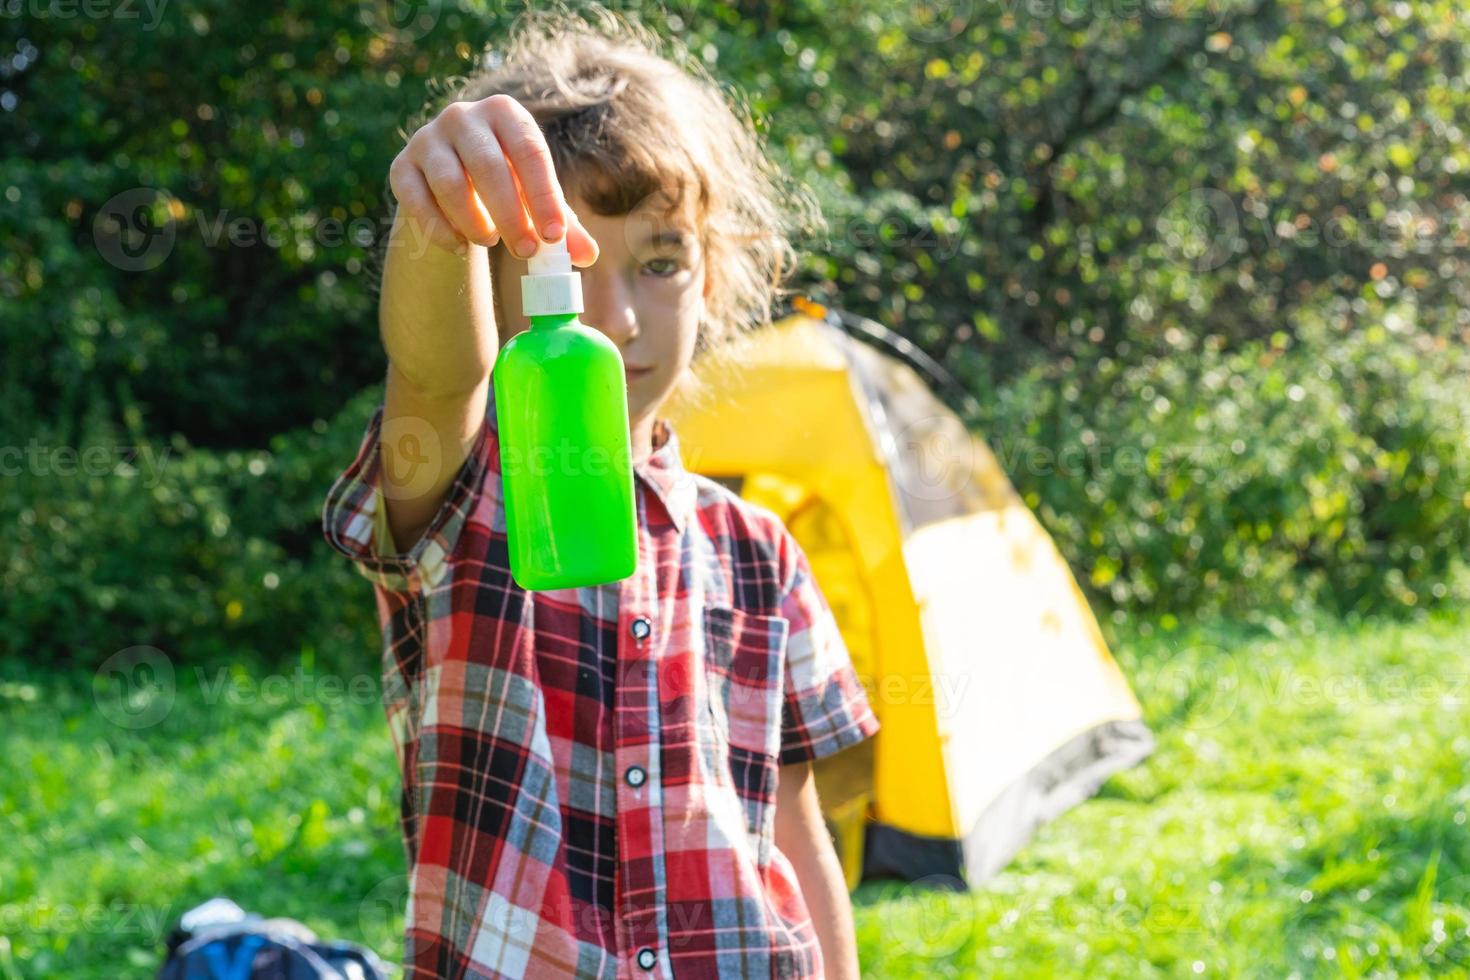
[860,718,1156,888]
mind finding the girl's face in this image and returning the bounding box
[492,190,709,457]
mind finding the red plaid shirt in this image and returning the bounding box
[322,382,880,979]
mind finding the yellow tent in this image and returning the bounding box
[663,303,1154,888]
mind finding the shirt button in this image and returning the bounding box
[630,616,652,641]
[625,765,647,788]
[636,947,656,970]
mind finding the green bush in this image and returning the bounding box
[7,0,1470,668]
[988,295,1470,624]
[1,389,383,669]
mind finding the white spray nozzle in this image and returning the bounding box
[527,236,572,276]
[520,235,583,317]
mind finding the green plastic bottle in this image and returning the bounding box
[491,237,638,590]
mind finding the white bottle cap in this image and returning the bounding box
[521,237,583,317]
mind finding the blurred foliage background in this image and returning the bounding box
[3,0,1469,671]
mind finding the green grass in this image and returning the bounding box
[4,606,1469,978]
[0,651,404,978]
[852,604,1470,978]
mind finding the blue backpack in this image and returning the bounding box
[157,898,389,980]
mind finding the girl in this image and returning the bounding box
[323,8,879,978]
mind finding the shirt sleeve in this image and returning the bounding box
[320,397,493,595]
[776,529,881,765]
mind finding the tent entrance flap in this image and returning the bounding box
[861,718,1155,885]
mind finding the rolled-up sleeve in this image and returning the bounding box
[776,531,880,765]
[320,399,492,596]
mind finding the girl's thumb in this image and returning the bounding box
[565,208,600,268]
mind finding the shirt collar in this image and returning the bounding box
[637,418,697,533]
[485,382,696,534]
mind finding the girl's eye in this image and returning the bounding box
[643,258,680,277]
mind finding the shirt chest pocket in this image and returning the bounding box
[703,605,788,866]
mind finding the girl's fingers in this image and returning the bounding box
[449,123,537,257]
[486,95,568,245]
[418,143,497,246]
[405,94,597,262]
[389,156,467,255]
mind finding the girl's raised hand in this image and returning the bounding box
[388,93,599,266]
